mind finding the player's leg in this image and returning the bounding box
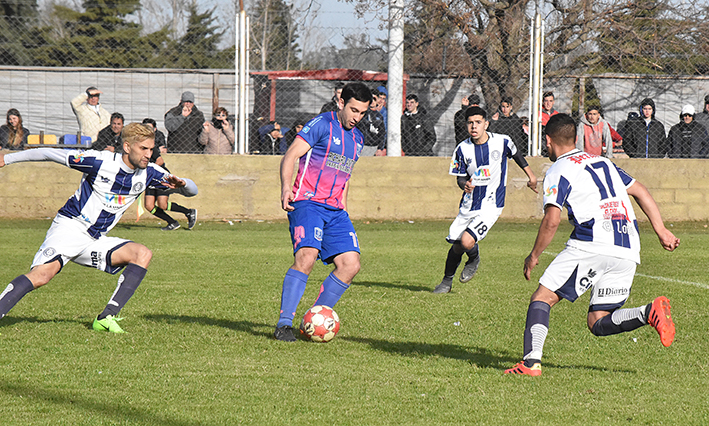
[587,259,674,346]
[458,231,480,283]
[314,251,360,308]
[166,199,197,230]
[151,193,180,231]
[0,261,61,319]
[75,238,152,333]
[434,242,465,293]
[313,209,361,307]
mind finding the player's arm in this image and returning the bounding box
[1,148,70,167]
[511,150,538,193]
[626,180,680,251]
[456,175,471,192]
[280,136,312,212]
[524,204,561,280]
[342,180,350,212]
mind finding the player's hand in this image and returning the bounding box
[527,178,539,193]
[657,228,680,252]
[461,97,469,107]
[281,187,295,212]
[0,153,5,167]
[464,179,475,193]
[523,254,538,281]
[164,174,186,189]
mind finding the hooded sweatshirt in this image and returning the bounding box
[622,98,667,158]
[576,115,613,158]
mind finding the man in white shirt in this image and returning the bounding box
[70,86,111,142]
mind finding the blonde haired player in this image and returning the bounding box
[0,123,197,333]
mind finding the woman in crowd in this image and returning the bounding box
[199,107,235,154]
[0,109,29,150]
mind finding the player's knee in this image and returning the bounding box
[132,245,153,267]
[157,199,168,210]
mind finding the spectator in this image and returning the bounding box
[666,104,709,158]
[70,86,111,142]
[540,91,559,126]
[356,88,386,156]
[142,118,167,155]
[454,94,482,143]
[258,121,283,155]
[282,119,305,153]
[164,91,205,153]
[401,94,436,156]
[376,85,388,131]
[320,82,344,113]
[576,105,613,158]
[0,108,29,150]
[694,94,709,132]
[621,98,666,158]
[489,96,528,155]
[92,112,124,152]
[199,107,235,155]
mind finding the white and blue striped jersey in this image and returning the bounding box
[5,149,171,239]
[543,149,640,263]
[449,132,518,213]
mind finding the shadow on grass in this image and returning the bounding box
[0,316,88,328]
[0,380,200,426]
[352,280,432,292]
[142,314,273,338]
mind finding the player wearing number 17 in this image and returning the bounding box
[274,83,373,342]
[505,114,680,377]
[433,106,538,294]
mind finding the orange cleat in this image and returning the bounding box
[648,296,675,347]
[504,361,542,376]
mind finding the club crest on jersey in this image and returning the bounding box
[132,182,144,193]
[545,184,558,197]
[42,247,56,257]
[304,191,315,199]
[491,150,501,161]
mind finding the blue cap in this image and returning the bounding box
[377,86,388,96]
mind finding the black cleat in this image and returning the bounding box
[274,325,297,342]
[161,222,180,231]
[186,209,197,230]
[433,279,452,294]
[459,253,480,283]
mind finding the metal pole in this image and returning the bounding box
[387,0,404,157]
[237,1,247,154]
[530,12,543,157]
[245,16,251,154]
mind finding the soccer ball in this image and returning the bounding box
[300,305,340,342]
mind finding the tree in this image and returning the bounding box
[0,0,40,65]
[249,0,301,71]
[166,3,232,69]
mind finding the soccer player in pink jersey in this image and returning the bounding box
[274,83,372,342]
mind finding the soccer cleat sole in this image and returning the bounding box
[504,361,542,376]
[648,296,675,347]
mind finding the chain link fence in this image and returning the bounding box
[1,1,708,158]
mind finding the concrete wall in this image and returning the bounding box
[0,153,707,222]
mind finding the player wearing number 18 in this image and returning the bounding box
[505,113,680,377]
[274,83,373,342]
[433,106,538,294]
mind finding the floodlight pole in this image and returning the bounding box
[529,11,544,156]
[236,0,248,154]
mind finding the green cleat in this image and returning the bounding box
[92,315,125,333]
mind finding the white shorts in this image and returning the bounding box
[31,215,131,275]
[540,247,637,311]
[446,208,502,244]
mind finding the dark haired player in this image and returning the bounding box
[505,114,679,376]
[434,106,538,293]
[274,82,373,342]
[0,123,197,333]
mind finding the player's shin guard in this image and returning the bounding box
[314,272,349,308]
[523,301,551,365]
[0,275,35,319]
[444,246,464,278]
[277,269,308,328]
[591,306,647,336]
[98,263,146,320]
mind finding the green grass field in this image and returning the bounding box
[0,218,707,425]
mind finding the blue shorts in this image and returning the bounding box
[288,201,360,265]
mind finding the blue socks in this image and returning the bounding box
[98,263,146,320]
[0,275,35,319]
[277,269,309,327]
[523,301,551,365]
[314,272,349,308]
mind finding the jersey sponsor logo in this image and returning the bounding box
[470,166,492,184]
[304,191,315,199]
[579,268,596,291]
[302,126,311,134]
[333,136,341,146]
[91,251,103,268]
[104,194,129,208]
[325,152,354,174]
[71,153,86,163]
[545,184,558,197]
[450,158,460,170]
[356,143,363,157]
[100,175,110,183]
[293,226,305,249]
[597,287,629,298]
[568,152,597,164]
[314,227,323,241]
[42,247,56,257]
